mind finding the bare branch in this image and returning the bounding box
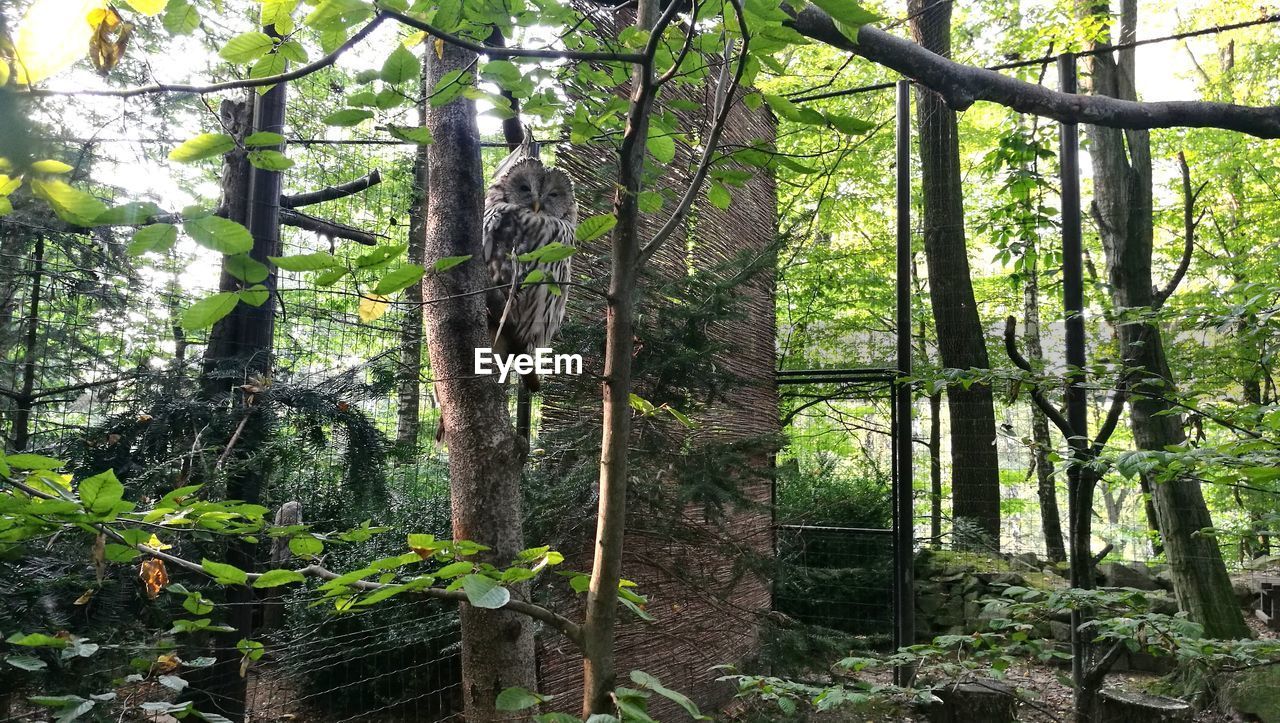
[282,169,383,208]
[279,208,380,246]
[20,15,388,99]
[785,7,1280,139]
[1153,151,1201,308]
[1003,315,1076,441]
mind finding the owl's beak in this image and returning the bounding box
[532,199,541,213]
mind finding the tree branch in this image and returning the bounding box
[784,7,1280,139]
[638,0,749,265]
[282,169,383,208]
[1004,315,1076,441]
[279,208,380,246]
[20,15,388,99]
[1153,151,1201,308]
[1,475,584,647]
[377,5,645,64]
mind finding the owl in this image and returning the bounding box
[481,138,578,392]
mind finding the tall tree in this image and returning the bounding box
[1080,0,1247,638]
[908,0,1002,546]
[420,44,537,718]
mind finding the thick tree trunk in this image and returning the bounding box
[909,0,1002,548]
[396,70,429,451]
[421,44,536,720]
[1081,0,1247,639]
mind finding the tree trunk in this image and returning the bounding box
[1081,0,1247,639]
[396,68,429,451]
[581,1,657,713]
[909,0,1002,548]
[421,44,537,720]
[1023,244,1066,562]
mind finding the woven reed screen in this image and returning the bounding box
[536,6,780,713]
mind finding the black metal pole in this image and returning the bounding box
[1058,52,1088,691]
[893,79,915,683]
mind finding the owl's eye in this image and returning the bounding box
[548,192,559,198]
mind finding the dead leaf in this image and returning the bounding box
[139,558,168,599]
[92,532,105,584]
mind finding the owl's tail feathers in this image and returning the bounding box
[522,371,540,393]
[433,414,446,445]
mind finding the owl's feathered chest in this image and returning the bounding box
[482,201,576,285]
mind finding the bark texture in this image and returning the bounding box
[420,44,537,719]
[396,69,429,450]
[909,0,1002,547]
[1081,0,1247,638]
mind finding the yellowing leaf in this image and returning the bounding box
[358,294,389,322]
[12,0,107,85]
[124,0,166,15]
[30,159,72,174]
[145,534,172,551]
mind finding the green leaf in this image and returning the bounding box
[201,558,249,586]
[374,87,404,109]
[31,159,73,174]
[220,31,275,64]
[6,655,48,671]
[629,671,708,719]
[0,197,11,217]
[435,560,473,578]
[576,214,616,242]
[277,39,307,62]
[522,269,546,287]
[261,0,297,34]
[638,191,663,213]
[224,254,270,283]
[181,292,240,330]
[252,569,306,588]
[244,131,285,147]
[79,470,124,515]
[7,632,68,648]
[461,574,510,609]
[825,112,876,135]
[707,182,731,210]
[518,242,576,264]
[386,125,433,144]
[806,0,881,34]
[430,68,469,106]
[29,179,107,226]
[184,216,253,254]
[372,264,425,295]
[432,254,472,272]
[324,109,375,126]
[163,0,200,35]
[288,535,323,557]
[239,285,270,307]
[496,687,543,711]
[6,454,64,470]
[646,133,676,164]
[248,150,293,171]
[480,60,521,86]
[381,43,421,84]
[270,252,339,271]
[169,133,236,163]
[250,53,287,92]
[95,201,162,225]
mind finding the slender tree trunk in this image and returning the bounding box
[396,69,429,451]
[1023,247,1066,562]
[909,0,1002,548]
[1081,0,1247,639]
[421,44,536,720]
[10,236,42,451]
[929,390,943,547]
[581,1,657,714]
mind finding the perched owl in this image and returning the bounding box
[482,137,578,391]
